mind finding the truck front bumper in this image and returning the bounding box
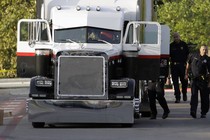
[27,99,134,124]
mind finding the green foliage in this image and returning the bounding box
[0,0,210,77]
[0,0,36,77]
[0,69,16,78]
[158,0,210,48]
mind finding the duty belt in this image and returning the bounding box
[194,75,207,81]
[172,62,184,65]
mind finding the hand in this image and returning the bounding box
[185,74,188,80]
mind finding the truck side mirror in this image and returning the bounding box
[28,40,36,48]
[132,41,141,51]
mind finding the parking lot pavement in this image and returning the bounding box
[164,88,191,102]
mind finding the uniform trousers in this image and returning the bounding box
[171,63,188,99]
[148,82,170,116]
[190,79,209,115]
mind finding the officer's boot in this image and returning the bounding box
[183,93,187,101]
[150,114,157,120]
[175,98,180,103]
[182,80,188,101]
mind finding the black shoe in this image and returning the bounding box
[150,114,157,120]
[183,94,187,101]
[200,114,206,118]
[162,111,170,119]
[190,112,197,118]
[175,99,180,103]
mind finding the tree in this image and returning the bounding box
[157,0,210,48]
[0,0,35,77]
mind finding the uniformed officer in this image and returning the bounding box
[185,45,210,118]
[170,32,189,103]
[148,80,170,119]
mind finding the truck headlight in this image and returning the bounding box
[110,80,128,88]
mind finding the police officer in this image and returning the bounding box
[185,45,210,118]
[170,32,189,103]
[148,80,170,119]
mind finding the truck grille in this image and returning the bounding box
[57,56,105,98]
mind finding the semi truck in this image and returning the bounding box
[17,0,170,128]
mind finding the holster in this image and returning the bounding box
[195,76,208,89]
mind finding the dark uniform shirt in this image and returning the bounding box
[188,53,210,78]
[170,40,189,63]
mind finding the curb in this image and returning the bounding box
[0,78,30,88]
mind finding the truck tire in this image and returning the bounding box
[141,111,151,117]
[121,123,133,127]
[32,122,45,128]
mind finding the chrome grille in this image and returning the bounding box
[57,56,105,98]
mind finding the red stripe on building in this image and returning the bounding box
[16,52,35,57]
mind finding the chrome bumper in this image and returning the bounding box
[27,99,134,124]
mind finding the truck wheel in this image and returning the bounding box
[48,124,56,128]
[121,123,133,127]
[141,112,151,117]
[32,122,45,128]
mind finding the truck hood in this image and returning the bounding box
[52,43,122,58]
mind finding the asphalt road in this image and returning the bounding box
[0,84,210,140]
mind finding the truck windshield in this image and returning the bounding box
[54,27,121,44]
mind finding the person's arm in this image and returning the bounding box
[185,62,190,80]
[184,41,189,62]
[185,42,189,56]
[185,53,192,80]
[207,56,210,73]
[168,43,172,79]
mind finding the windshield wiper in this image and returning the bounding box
[65,39,77,43]
[64,39,84,49]
[58,39,79,43]
[97,39,112,46]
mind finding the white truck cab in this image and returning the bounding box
[17,0,169,128]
